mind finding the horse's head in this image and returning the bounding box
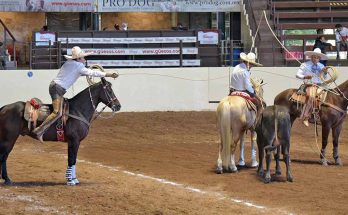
[99,78,121,112]
[251,77,265,99]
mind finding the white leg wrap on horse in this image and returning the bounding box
[238,142,245,166]
[251,142,258,167]
[65,166,75,186]
[71,165,79,184]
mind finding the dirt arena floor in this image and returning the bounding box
[1,111,348,214]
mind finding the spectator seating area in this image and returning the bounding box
[269,0,348,65]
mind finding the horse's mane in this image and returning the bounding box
[335,80,348,91]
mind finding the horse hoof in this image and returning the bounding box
[320,159,328,166]
[250,160,259,168]
[3,180,12,186]
[216,167,223,174]
[66,180,76,186]
[257,169,264,177]
[276,170,282,175]
[264,177,271,184]
[287,177,293,182]
[238,160,245,166]
[335,158,343,166]
[73,178,80,184]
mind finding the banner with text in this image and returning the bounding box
[87,60,200,67]
[0,0,95,12]
[69,48,198,55]
[98,0,241,12]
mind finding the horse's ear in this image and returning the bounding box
[261,80,264,84]
[101,77,106,84]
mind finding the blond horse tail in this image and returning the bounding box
[217,101,233,169]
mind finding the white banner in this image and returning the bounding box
[68,48,198,55]
[0,0,95,12]
[87,59,200,67]
[198,31,219,45]
[98,0,240,12]
[58,37,197,44]
[35,32,56,46]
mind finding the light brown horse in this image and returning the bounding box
[274,80,348,165]
[216,79,264,173]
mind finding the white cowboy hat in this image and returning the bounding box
[304,48,328,60]
[240,52,263,66]
[64,46,92,60]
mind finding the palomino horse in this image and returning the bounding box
[0,78,121,185]
[216,79,264,173]
[274,80,348,165]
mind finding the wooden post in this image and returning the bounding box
[49,40,52,69]
[302,39,306,62]
[179,40,183,67]
[57,41,61,68]
[29,42,32,70]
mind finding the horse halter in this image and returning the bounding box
[88,81,120,120]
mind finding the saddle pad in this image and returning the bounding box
[229,91,252,101]
[290,92,306,104]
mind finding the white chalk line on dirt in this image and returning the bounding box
[0,188,64,214]
[53,153,292,215]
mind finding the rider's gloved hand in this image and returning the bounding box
[105,72,119,79]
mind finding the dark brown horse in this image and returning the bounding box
[0,78,121,185]
[274,80,348,165]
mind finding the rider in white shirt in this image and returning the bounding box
[33,46,118,142]
[296,48,328,126]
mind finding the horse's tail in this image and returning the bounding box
[217,100,233,169]
[264,105,280,152]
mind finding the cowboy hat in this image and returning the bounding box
[64,46,92,60]
[240,52,263,66]
[304,48,328,60]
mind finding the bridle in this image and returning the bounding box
[89,82,119,120]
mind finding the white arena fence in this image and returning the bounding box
[0,67,347,112]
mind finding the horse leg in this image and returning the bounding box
[216,142,223,174]
[332,123,343,166]
[229,153,238,173]
[264,148,272,183]
[257,134,264,177]
[66,139,80,186]
[0,154,12,185]
[238,133,245,166]
[320,125,330,166]
[250,130,258,168]
[283,146,293,182]
[275,145,281,175]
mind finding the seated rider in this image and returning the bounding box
[33,46,118,142]
[230,52,263,117]
[296,48,328,127]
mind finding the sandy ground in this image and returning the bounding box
[1,111,347,214]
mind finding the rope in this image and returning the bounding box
[250,10,264,53]
[262,10,302,65]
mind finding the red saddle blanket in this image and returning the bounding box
[229,91,253,101]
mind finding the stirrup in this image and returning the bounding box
[303,119,309,127]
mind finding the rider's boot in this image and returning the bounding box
[33,97,63,142]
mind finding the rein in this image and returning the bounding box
[89,86,117,121]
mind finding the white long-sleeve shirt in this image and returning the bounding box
[230,63,254,94]
[296,61,326,84]
[335,27,348,42]
[53,60,105,90]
